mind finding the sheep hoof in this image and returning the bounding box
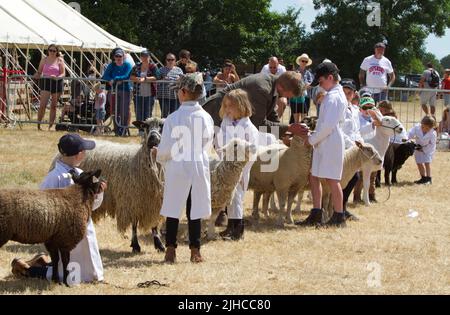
[286,217,294,225]
[131,244,141,253]
[276,219,285,228]
[153,237,165,253]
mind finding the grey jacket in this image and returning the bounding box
[202,73,281,128]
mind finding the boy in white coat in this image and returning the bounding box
[11,134,106,284]
[408,116,437,185]
[155,73,214,263]
[289,62,347,227]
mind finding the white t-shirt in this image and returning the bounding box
[360,55,394,93]
[261,64,286,76]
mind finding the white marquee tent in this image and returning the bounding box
[0,0,144,51]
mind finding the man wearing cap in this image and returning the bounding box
[289,62,347,227]
[11,134,106,283]
[203,71,305,134]
[102,48,133,136]
[359,42,395,103]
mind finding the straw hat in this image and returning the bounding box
[295,53,312,66]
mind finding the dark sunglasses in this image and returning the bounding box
[48,49,57,53]
[300,60,308,63]
[361,105,374,110]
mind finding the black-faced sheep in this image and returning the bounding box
[51,118,165,254]
[0,170,104,285]
[81,118,165,253]
[375,141,416,186]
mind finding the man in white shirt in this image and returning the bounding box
[260,56,287,76]
[359,42,396,103]
[261,57,288,118]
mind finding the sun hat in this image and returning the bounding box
[295,53,313,67]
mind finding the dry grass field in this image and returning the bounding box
[0,121,449,295]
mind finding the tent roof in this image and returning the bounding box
[0,0,145,52]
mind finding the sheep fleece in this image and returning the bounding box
[0,186,93,249]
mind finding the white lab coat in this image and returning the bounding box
[40,160,104,284]
[157,101,215,220]
[342,102,363,149]
[408,124,437,163]
[309,84,346,180]
[359,113,375,141]
[215,116,259,219]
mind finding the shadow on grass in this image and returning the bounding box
[0,276,51,294]
[99,248,165,269]
[3,244,46,255]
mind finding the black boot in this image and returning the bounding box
[414,176,426,184]
[219,218,236,238]
[231,219,244,241]
[324,212,346,228]
[344,210,359,221]
[424,176,432,185]
[295,208,323,226]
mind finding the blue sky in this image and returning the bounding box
[271,0,450,60]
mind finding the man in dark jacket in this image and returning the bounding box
[203,71,305,131]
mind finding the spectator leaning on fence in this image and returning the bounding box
[34,44,66,131]
[419,62,441,117]
[157,53,184,118]
[176,49,197,74]
[359,42,395,103]
[213,60,239,92]
[130,50,159,124]
[102,48,133,137]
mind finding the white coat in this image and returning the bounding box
[342,102,363,149]
[309,84,346,180]
[408,124,437,163]
[157,101,215,220]
[215,116,259,219]
[40,160,104,284]
[359,113,375,141]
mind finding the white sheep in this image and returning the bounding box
[321,141,382,221]
[0,170,103,285]
[248,135,312,227]
[360,111,403,205]
[207,138,257,240]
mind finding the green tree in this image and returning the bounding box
[441,54,450,69]
[306,0,450,81]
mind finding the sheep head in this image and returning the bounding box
[71,169,105,197]
[133,117,165,150]
[355,141,382,166]
[217,138,257,164]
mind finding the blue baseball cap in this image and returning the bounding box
[58,134,95,156]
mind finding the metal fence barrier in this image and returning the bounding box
[4,76,449,137]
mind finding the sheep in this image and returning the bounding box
[52,118,166,254]
[207,138,257,240]
[375,141,416,187]
[0,170,103,285]
[359,111,404,205]
[321,142,383,222]
[248,135,312,227]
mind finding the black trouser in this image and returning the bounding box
[165,188,201,249]
[343,172,360,210]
